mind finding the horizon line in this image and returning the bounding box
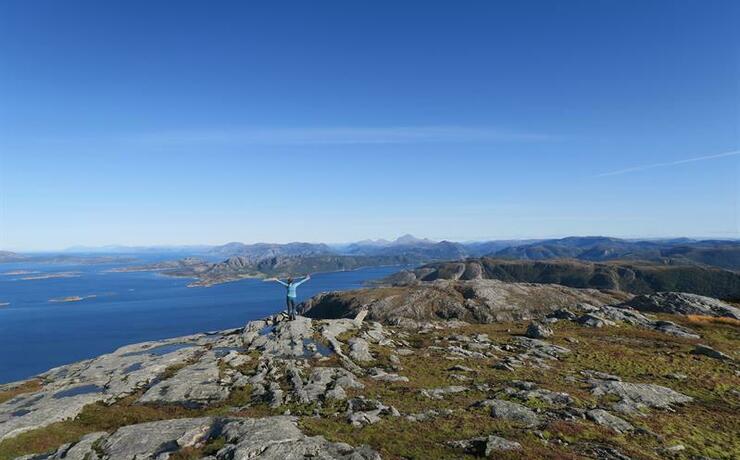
[7,233,740,253]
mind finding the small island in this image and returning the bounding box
[20,272,81,281]
[48,295,96,303]
[1,270,39,276]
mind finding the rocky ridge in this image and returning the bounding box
[0,286,738,459]
[386,258,740,300]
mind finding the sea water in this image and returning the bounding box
[0,259,401,384]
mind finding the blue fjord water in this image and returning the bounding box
[0,260,401,384]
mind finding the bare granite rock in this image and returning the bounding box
[692,344,732,360]
[525,322,553,339]
[483,399,540,427]
[248,316,314,357]
[421,385,468,399]
[302,279,628,324]
[0,331,238,441]
[346,397,400,427]
[25,416,381,460]
[348,337,374,363]
[449,434,522,456]
[587,409,634,433]
[138,351,230,406]
[590,380,693,414]
[621,292,740,319]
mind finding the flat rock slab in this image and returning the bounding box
[248,316,315,357]
[421,386,467,399]
[591,380,693,414]
[138,351,230,406]
[0,331,237,442]
[101,417,215,458]
[27,416,381,460]
[622,292,740,319]
[596,306,700,338]
[0,385,104,443]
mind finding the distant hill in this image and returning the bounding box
[492,236,740,270]
[117,254,421,287]
[0,251,27,263]
[660,242,740,271]
[0,251,133,265]
[343,234,470,260]
[208,242,334,260]
[390,257,740,300]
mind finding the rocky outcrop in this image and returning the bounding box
[692,344,732,360]
[590,379,693,414]
[587,409,634,433]
[524,322,553,339]
[484,399,540,427]
[449,435,522,455]
[138,350,230,406]
[3,289,736,460]
[302,279,629,324]
[0,331,235,441]
[620,292,740,319]
[24,416,380,459]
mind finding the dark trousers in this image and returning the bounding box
[286,296,296,319]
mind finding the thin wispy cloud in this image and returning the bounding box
[596,150,740,177]
[128,126,552,146]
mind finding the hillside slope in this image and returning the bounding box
[389,258,740,300]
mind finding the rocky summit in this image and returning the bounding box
[0,282,738,459]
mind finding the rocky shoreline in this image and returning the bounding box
[0,284,738,459]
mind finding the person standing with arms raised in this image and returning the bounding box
[265,274,311,320]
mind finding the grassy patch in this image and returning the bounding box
[0,379,43,405]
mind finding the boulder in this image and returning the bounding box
[348,337,374,363]
[692,344,731,360]
[346,397,400,426]
[587,409,634,433]
[576,314,615,328]
[449,435,522,456]
[484,399,540,427]
[525,322,553,339]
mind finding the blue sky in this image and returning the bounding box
[0,0,738,250]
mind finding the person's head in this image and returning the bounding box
[287,277,293,284]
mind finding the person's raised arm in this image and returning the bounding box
[294,274,311,286]
[264,277,288,286]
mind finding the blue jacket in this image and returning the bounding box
[276,276,310,298]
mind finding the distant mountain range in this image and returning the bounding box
[46,235,739,270]
[5,236,739,279]
[491,236,740,270]
[387,257,740,300]
[208,242,335,260]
